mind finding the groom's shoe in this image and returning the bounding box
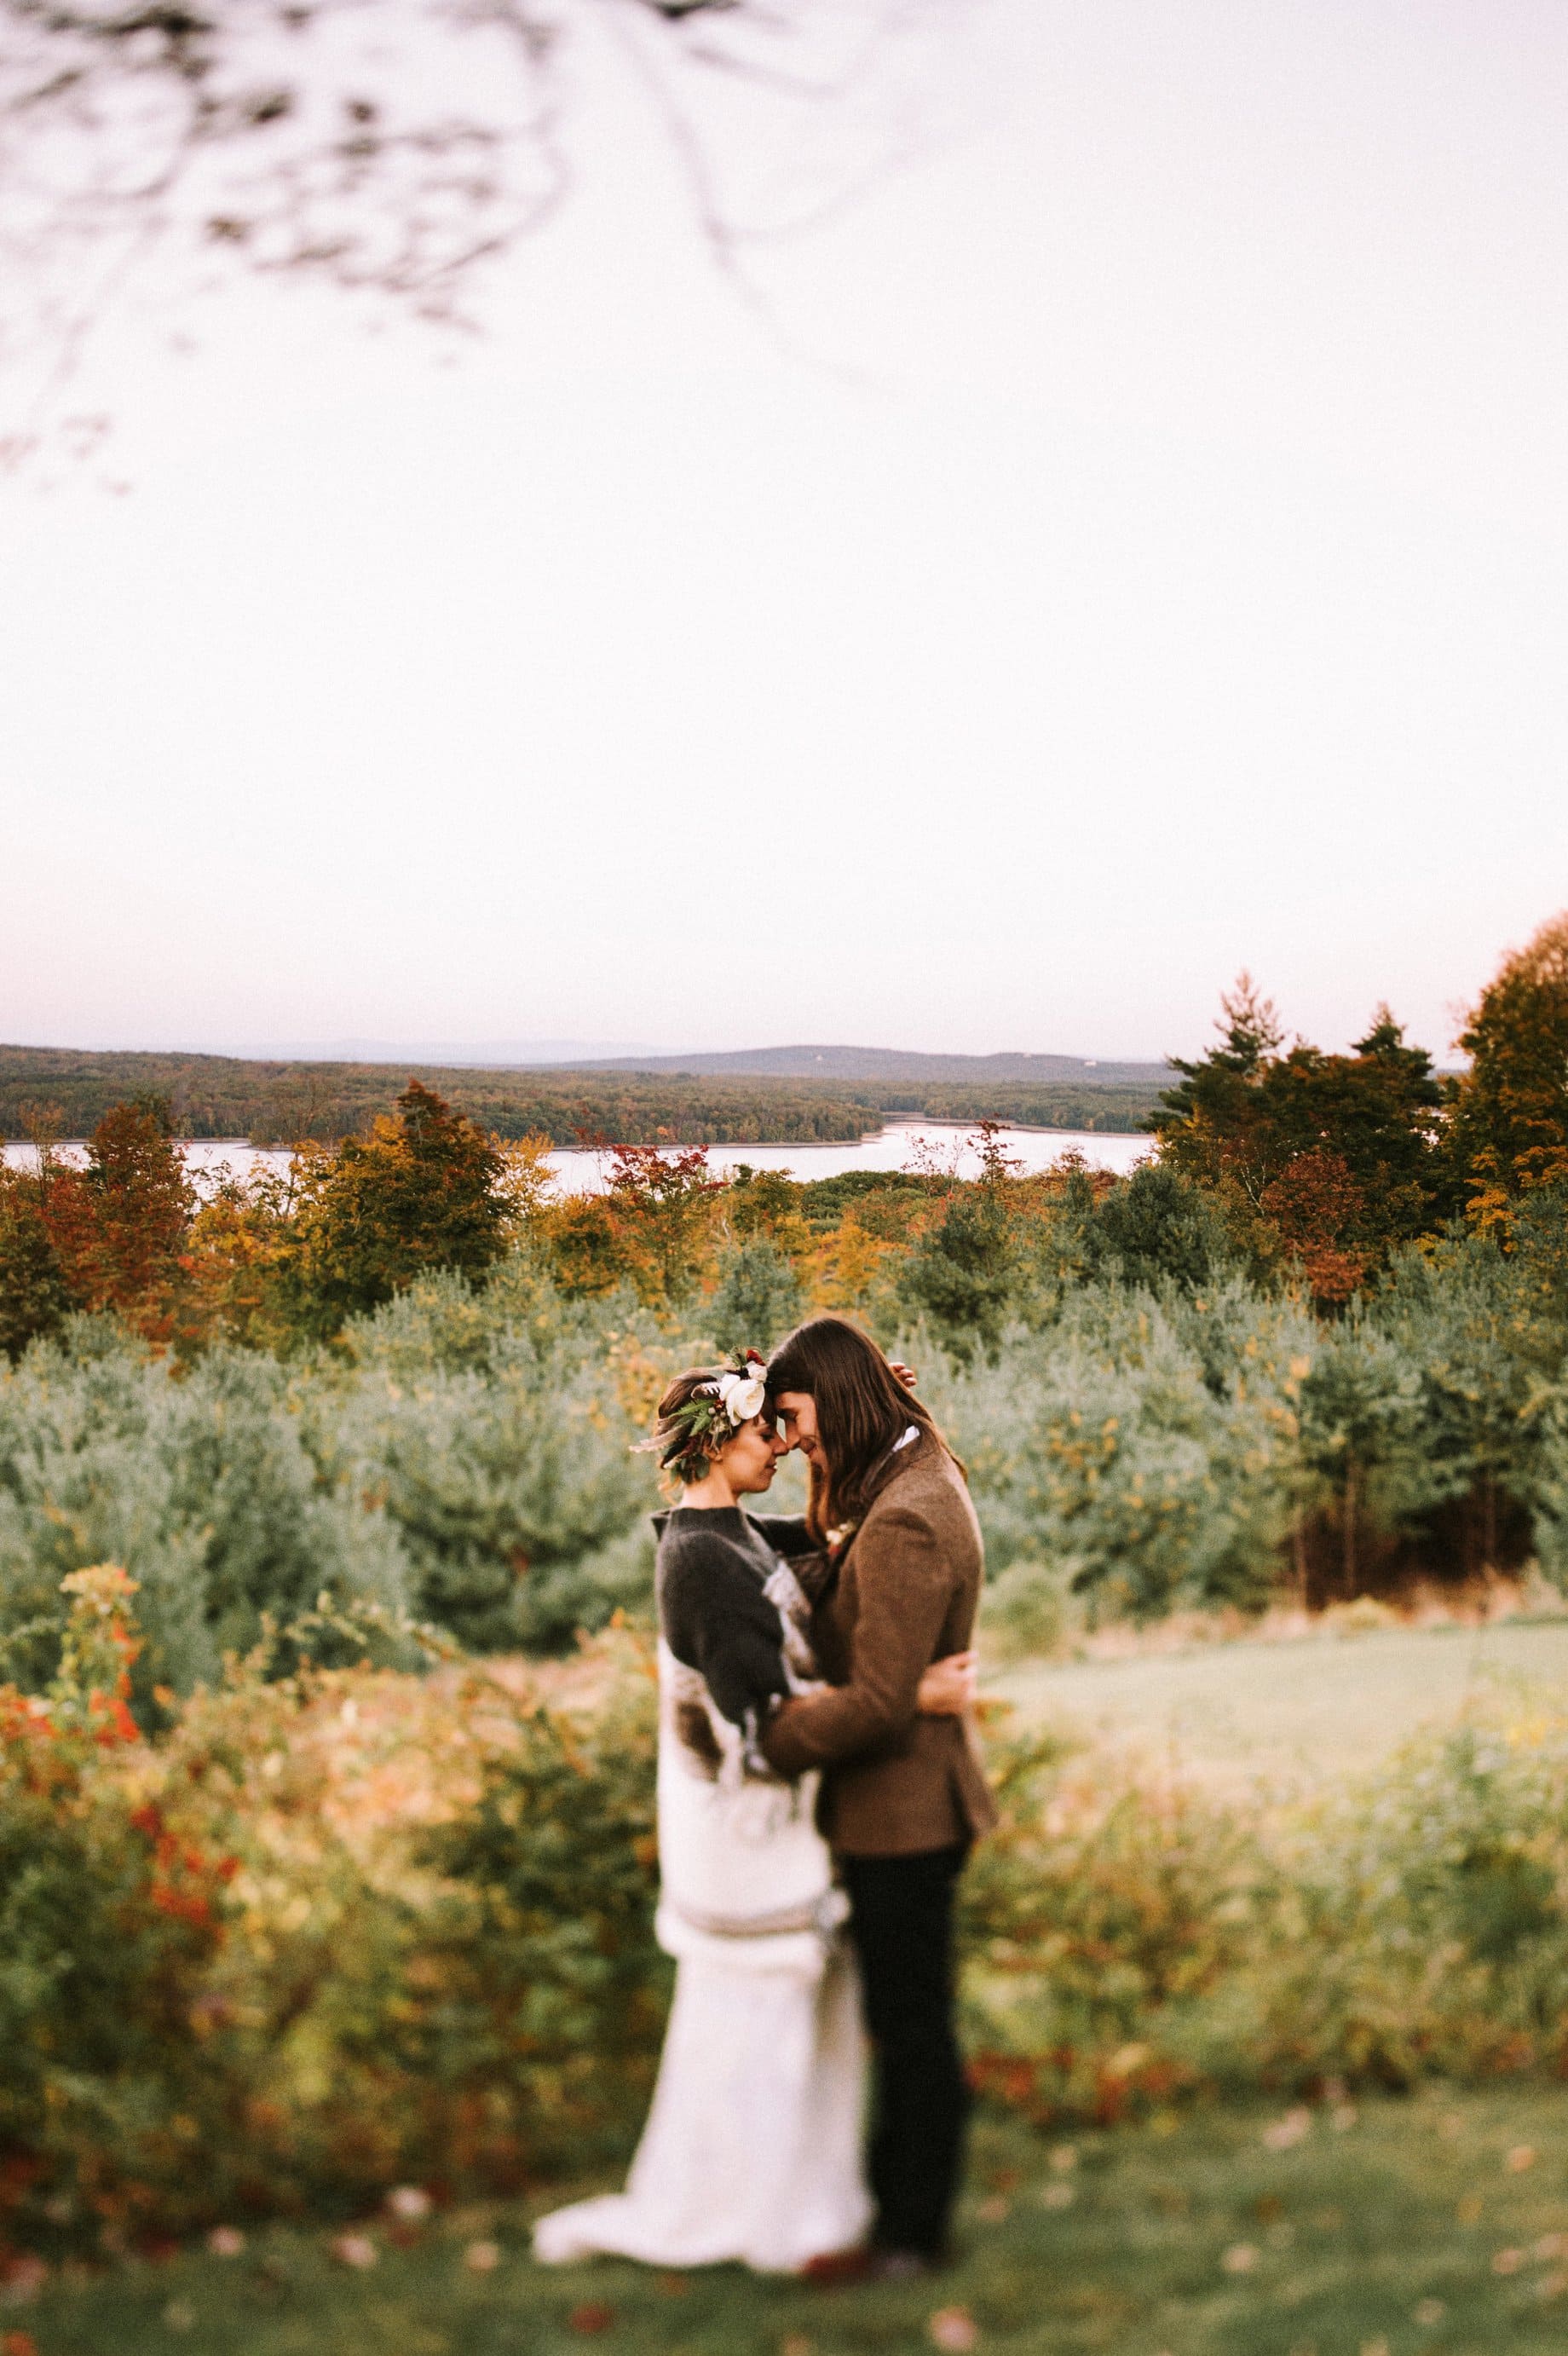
[800,2245,942,2289]
[798,2247,879,2288]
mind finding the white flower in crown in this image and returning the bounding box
[718,1370,768,1423]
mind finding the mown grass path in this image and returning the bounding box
[18,2086,1568,2355]
[991,1620,1568,1787]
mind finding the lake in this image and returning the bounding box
[3,1121,1152,1194]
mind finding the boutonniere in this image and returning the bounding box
[825,1522,858,1561]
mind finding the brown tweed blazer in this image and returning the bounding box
[759,1435,997,1858]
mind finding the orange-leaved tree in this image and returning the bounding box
[27,1095,198,1345]
[1448,911,1568,1222]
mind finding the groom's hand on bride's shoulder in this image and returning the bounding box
[889,1360,919,1391]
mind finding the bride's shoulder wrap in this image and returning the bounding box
[650,1507,843,1968]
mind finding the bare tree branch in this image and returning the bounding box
[0,0,977,463]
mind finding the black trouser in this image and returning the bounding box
[839,1843,971,2261]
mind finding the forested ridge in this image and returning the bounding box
[0,1042,1162,1143]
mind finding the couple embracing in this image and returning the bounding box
[535,1315,996,2279]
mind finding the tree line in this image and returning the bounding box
[0,1044,1161,1147]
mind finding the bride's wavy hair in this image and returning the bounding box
[764,1315,961,1539]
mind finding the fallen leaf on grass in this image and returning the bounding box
[1536,2233,1566,2261]
[975,2197,1009,2225]
[655,2272,689,2296]
[779,2337,814,2356]
[1507,2145,1538,2174]
[1329,2105,1358,2133]
[1358,2342,1390,2356]
[1041,2184,1075,2210]
[1,2333,38,2356]
[1456,2196,1482,2225]
[568,2304,616,2336]
[1538,2270,1568,2302]
[1220,2243,1258,2274]
[0,2261,46,2307]
[1048,2145,1078,2172]
[464,2241,501,2274]
[1493,2248,1525,2276]
[927,2309,978,2353]
[1411,2298,1445,2326]
[330,2233,378,2271]
[1263,2108,1311,2151]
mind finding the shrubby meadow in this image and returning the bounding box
[3,915,1568,2259]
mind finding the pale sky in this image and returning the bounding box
[3,0,1565,1065]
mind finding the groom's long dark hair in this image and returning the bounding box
[764,1315,961,1539]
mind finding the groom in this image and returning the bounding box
[760,1316,995,2276]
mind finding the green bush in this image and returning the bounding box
[962,1695,1568,2122]
[706,1236,804,1356]
[0,1325,412,1697]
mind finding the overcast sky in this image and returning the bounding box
[3,0,1565,1065]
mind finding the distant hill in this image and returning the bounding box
[574,1044,1172,1086]
[198,1038,660,1067]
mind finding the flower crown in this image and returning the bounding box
[645,1350,770,1485]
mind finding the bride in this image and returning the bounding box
[532,1349,975,2275]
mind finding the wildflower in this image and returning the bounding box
[1220,2243,1259,2274]
[1411,2298,1445,2326]
[1048,2144,1078,2172]
[386,2186,433,2223]
[205,2227,245,2258]
[1506,2145,1538,2174]
[567,2306,616,2336]
[329,2233,378,2270]
[463,2241,500,2273]
[1041,2183,1075,2209]
[1493,2249,1525,2275]
[927,2311,979,2353]
[1263,2108,1311,2151]
[0,2259,47,2307]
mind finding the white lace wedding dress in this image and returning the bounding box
[533,1547,871,2274]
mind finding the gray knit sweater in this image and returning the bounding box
[652,1507,816,1732]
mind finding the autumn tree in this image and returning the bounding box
[0,1135,72,1360]
[286,1078,509,1336]
[32,1095,198,1343]
[1154,972,1284,1191]
[1447,911,1568,1217]
[599,1143,718,1308]
[1154,979,1446,1285]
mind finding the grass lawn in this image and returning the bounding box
[17,2084,1568,2356]
[989,1619,1568,1788]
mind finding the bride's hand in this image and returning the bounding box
[917,1650,977,1716]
